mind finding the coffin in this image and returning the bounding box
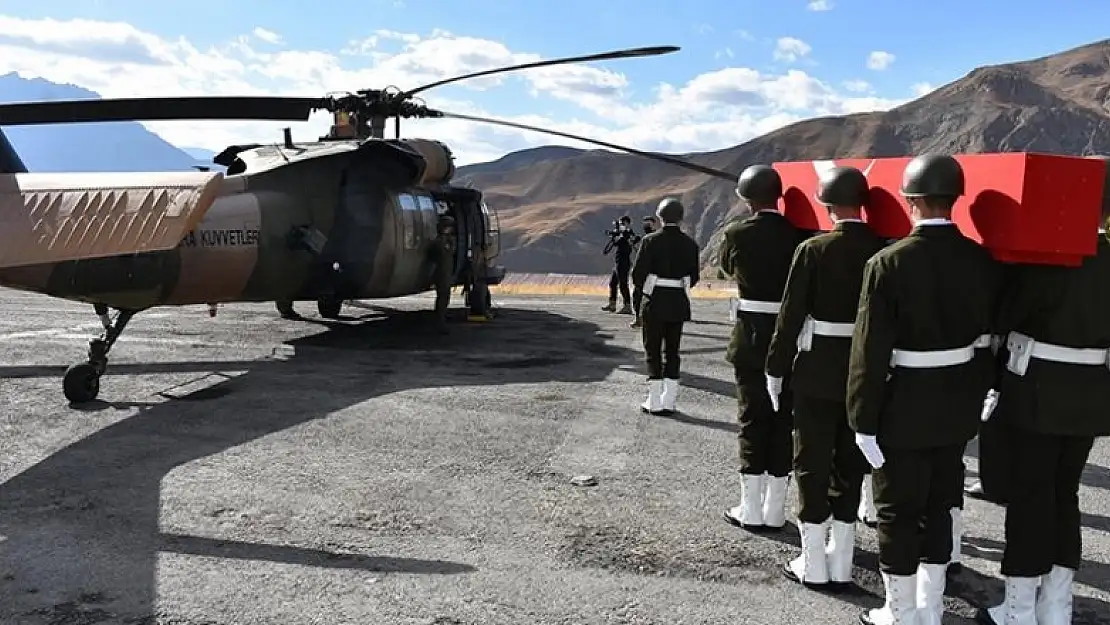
[771,153,1106,266]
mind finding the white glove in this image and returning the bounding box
[855,433,885,469]
[981,389,1000,422]
[766,375,783,412]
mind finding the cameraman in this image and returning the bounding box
[602,215,638,314]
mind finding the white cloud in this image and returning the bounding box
[807,0,834,10]
[0,15,925,165]
[911,82,935,97]
[866,51,895,71]
[773,37,812,63]
[842,79,871,93]
[251,27,282,45]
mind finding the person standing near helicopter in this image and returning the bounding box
[630,214,659,329]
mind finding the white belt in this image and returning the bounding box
[890,334,993,368]
[734,298,782,314]
[797,315,855,352]
[1006,331,1110,376]
[728,298,782,322]
[643,273,690,296]
[653,278,685,288]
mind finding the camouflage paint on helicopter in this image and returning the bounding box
[0,137,492,312]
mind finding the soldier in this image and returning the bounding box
[848,154,1002,625]
[429,214,457,332]
[629,215,659,329]
[765,166,884,589]
[719,164,805,532]
[603,215,637,315]
[976,155,1110,625]
[631,198,701,414]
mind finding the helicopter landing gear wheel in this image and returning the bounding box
[63,307,136,405]
[63,362,101,403]
[317,296,343,319]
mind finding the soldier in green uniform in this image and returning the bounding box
[765,166,884,589]
[429,214,456,332]
[719,164,806,532]
[848,154,1002,625]
[631,198,701,414]
[977,155,1110,625]
[629,214,658,329]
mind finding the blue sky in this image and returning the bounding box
[0,0,1107,163]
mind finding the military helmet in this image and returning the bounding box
[735,164,783,204]
[815,166,869,207]
[900,154,965,198]
[656,197,684,223]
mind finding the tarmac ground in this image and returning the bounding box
[0,288,1108,625]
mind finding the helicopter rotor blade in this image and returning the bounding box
[436,110,738,182]
[403,46,680,97]
[0,96,325,126]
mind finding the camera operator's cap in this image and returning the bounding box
[656,198,684,223]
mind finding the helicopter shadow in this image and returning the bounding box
[0,305,632,623]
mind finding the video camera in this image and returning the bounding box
[603,218,640,255]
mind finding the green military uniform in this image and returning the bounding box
[719,164,805,532]
[765,166,884,589]
[849,155,1003,625]
[978,227,1110,625]
[429,216,456,331]
[631,198,701,414]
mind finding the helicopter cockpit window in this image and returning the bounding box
[398,193,420,250]
[415,194,438,241]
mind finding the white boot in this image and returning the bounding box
[726,473,765,527]
[659,378,679,413]
[1035,565,1075,625]
[948,507,963,570]
[762,474,790,528]
[826,519,856,584]
[915,563,947,625]
[861,572,919,625]
[859,474,878,526]
[982,576,1041,625]
[640,379,663,414]
[786,518,830,586]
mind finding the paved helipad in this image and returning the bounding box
[0,288,1107,625]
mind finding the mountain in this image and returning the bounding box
[0,72,205,172]
[455,38,1110,274]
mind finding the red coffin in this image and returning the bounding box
[772,153,1106,266]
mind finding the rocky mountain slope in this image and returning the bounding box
[455,38,1110,274]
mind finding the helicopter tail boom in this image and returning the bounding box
[0,171,224,270]
[0,127,27,174]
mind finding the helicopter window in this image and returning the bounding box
[398,193,421,250]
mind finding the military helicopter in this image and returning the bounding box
[0,44,739,405]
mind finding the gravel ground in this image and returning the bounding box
[0,288,1107,625]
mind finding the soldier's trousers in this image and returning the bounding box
[643,320,683,379]
[873,443,965,575]
[632,286,643,316]
[1001,426,1095,577]
[975,414,1012,503]
[608,264,631,304]
[735,365,793,478]
[792,394,869,524]
[434,278,450,324]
